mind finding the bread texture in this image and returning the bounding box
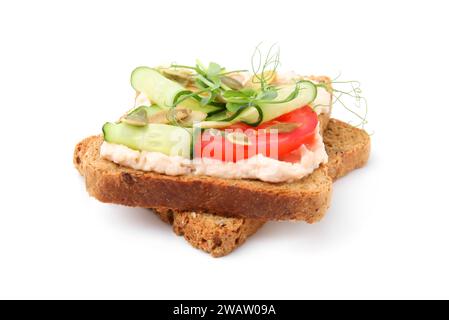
[155,208,265,257]
[151,119,370,257]
[74,114,333,222]
[324,119,371,180]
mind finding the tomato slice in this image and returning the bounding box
[196,105,318,162]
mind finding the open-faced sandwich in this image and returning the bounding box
[74,48,370,256]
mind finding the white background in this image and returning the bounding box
[1,0,448,300]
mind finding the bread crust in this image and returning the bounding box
[74,125,333,222]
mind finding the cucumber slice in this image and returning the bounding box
[236,81,318,124]
[103,122,192,158]
[130,67,220,114]
[128,105,162,117]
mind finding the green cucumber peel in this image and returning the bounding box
[103,122,192,158]
[130,66,220,114]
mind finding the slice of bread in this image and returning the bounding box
[155,208,265,257]
[324,119,371,180]
[152,119,371,257]
[74,114,333,221]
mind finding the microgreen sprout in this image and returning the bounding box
[323,74,368,128]
[251,43,281,91]
[162,44,367,129]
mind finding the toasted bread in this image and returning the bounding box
[324,119,371,180]
[152,119,370,257]
[74,114,333,221]
[155,208,265,257]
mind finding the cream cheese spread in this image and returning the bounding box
[100,125,328,183]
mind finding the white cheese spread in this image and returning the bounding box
[313,86,332,114]
[100,125,328,183]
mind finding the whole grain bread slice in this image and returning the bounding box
[152,119,370,257]
[74,114,332,221]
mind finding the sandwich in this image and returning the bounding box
[74,51,370,256]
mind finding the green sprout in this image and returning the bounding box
[161,44,367,129]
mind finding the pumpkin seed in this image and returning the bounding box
[159,68,193,86]
[220,76,243,90]
[120,107,148,127]
[147,107,191,124]
[178,110,207,126]
[167,107,191,122]
[226,131,252,146]
[265,122,301,133]
[147,110,170,124]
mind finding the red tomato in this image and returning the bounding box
[196,106,318,162]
